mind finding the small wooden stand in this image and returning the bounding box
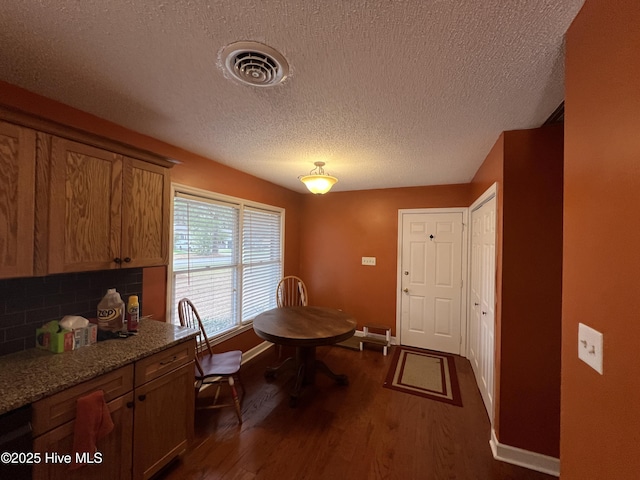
[360,324,391,356]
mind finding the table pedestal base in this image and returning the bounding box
[265,346,348,407]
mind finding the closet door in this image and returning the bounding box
[469,194,496,421]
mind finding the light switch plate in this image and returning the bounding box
[578,323,603,374]
[362,256,376,266]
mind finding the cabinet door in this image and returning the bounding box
[133,361,195,480]
[121,158,169,268]
[47,137,122,273]
[33,392,134,480]
[0,121,35,278]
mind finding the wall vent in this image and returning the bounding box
[221,41,289,87]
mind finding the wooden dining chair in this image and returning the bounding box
[275,276,308,357]
[276,275,308,307]
[177,298,244,424]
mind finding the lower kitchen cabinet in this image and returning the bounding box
[31,339,195,480]
[133,362,194,480]
[33,392,134,480]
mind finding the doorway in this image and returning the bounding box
[397,209,467,355]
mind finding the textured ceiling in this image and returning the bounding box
[0,0,584,193]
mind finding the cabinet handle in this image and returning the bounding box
[124,257,131,263]
[113,257,122,264]
[126,401,134,409]
[138,394,146,402]
[160,355,177,366]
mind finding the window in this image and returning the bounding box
[171,187,283,339]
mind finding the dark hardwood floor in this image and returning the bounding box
[159,344,555,480]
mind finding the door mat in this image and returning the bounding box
[383,346,462,407]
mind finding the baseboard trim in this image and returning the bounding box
[242,341,274,364]
[490,430,560,477]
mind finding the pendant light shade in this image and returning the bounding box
[299,162,338,194]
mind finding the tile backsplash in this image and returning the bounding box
[0,268,143,356]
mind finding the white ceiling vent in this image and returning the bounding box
[221,41,289,87]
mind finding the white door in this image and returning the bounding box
[469,194,496,420]
[400,212,463,354]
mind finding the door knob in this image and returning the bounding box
[482,311,487,315]
[403,288,409,293]
[474,302,479,306]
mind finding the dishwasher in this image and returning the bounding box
[0,405,33,479]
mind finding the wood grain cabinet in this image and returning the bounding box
[133,361,195,480]
[33,392,134,480]
[134,340,195,480]
[40,136,170,274]
[0,121,36,279]
[121,158,170,269]
[0,108,174,278]
[32,340,195,480]
[32,365,135,480]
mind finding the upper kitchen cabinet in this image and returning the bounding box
[0,105,175,277]
[121,157,170,268]
[0,121,36,279]
[42,137,170,274]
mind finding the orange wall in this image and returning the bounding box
[470,133,504,200]
[501,126,563,457]
[562,1,640,478]
[298,185,472,334]
[142,266,168,322]
[470,126,563,458]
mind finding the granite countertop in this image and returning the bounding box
[0,319,198,415]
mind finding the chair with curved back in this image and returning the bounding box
[276,275,308,307]
[177,298,244,424]
[275,276,308,357]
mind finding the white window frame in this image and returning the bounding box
[168,183,284,344]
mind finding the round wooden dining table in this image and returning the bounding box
[253,306,357,406]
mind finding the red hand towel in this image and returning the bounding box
[70,389,114,470]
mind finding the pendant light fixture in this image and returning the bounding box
[299,162,338,194]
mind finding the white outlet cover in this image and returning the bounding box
[361,256,376,266]
[578,323,603,375]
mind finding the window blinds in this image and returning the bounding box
[242,207,282,322]
[172,192,282,338]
